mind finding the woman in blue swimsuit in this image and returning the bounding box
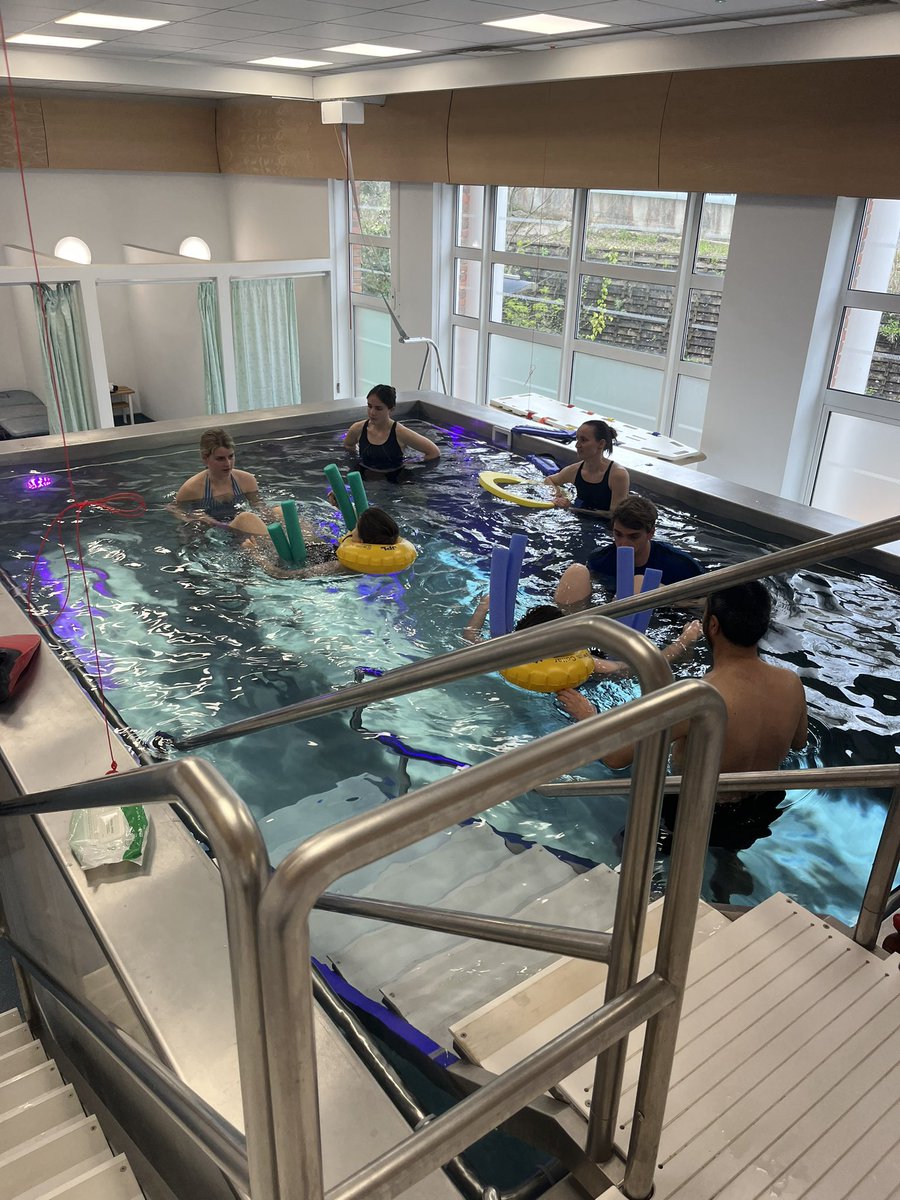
[173,428,261,527]
[343,385,440,474]
[544,419,629,516]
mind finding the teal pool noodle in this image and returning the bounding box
[280,500,307,565]
[348,471,369,516]
[268,521,293,562]
[324,463,357,531]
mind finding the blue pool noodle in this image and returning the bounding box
[489,546,511,638]
[615,546,638,628]
[631,567,663,635]
[504,534,528,633]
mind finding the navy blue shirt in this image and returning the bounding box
[586,539,703,586]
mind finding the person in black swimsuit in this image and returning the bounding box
[343,385,440,474]
[545,420,629,516]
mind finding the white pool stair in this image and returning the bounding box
[447,891,900,1200]
[0,1009,144,1200]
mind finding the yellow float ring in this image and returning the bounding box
[478,471,554,510]
[500,650,594,694]
[336,535,417,575]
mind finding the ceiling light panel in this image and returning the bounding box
[56,12,168,31]
[6,32,103,47]
[249,55,332,68]
[484,14,607,33]
[325,42,421,56]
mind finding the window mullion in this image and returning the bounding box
[660,191,702,436]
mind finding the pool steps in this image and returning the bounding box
[0,1009,144,1199]
[454,893,900,1200]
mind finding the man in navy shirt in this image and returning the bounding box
[555,494,703,609]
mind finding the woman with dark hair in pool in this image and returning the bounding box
[173,428,261,527]
[344,384,440,474]
[544,419,629,516]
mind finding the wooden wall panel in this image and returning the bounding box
[217,98,344,179]
[659,59,900,198]
[348,92,452,184]
[0,96,48,169]
[41,96,218,172]
[447,75,670,188]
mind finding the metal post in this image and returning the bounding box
[621,697,727,1200]
[854,776,900,949]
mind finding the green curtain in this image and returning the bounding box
[197,280,226,415]
[31,282,95,434]
[230,277,301,411]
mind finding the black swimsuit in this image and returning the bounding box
[358,420,404,472]
[573,461,614,512]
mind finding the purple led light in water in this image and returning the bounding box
[25,474,54,491]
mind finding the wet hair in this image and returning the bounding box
[367,384,397,411]
[356,506,399,545]
[200,428,234,459]
[611,494,657,533]
[579,419,618,452]
[514,604,563,631]
[706,582,771,647]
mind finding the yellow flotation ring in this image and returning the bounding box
[500,650,594,694]
[478,471,554,510]
[336,535,417,575]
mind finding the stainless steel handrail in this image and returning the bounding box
[314,893,613,962]
[855,779,900,950]
[162,610,673,752]
[158,513,900,755]
[536,763,900,796]
[1,933,250,1196]
[0,758,278,1200]
[258,678,727,1200]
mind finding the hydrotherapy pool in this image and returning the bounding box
[1,420,898,924]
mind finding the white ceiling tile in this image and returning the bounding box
[228,0,374,17]
[327,12,468,33]
[184,11,305,31]
[391,0,534,22]
[72,1,220,16]
[750,9,853,21]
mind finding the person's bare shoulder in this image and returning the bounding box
[234,468,258,490]
[175,470,204,502]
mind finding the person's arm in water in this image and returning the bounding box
[463,595,491,644]
[343,420,365,456]
[544,462,579,508]
[396,424,441,461]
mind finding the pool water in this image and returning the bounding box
[2,422,898,924]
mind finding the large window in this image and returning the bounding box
[809,199,900,540]
[450,186,735,445]
[349,180,396,394]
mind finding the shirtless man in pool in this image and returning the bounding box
[559,580,808,850]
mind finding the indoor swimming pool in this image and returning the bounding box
[1,420,898,925]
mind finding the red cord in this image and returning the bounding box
[2,25,149,774]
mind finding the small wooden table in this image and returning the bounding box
[110,386,136,425]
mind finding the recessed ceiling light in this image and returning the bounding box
[484,14,607,34]
[325,43,420,57]
[7,32,102,47]
[249,56,332,68]
[56,12,168,31]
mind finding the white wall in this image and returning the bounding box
[702,195,841,495]
[393,183,440,394]
[125,282,208,422]
[0,288,27,392]
[0,170,233,264]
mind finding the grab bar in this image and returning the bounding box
[258,678,727,1200]
[536,763,900,795]
[158,610,673,752]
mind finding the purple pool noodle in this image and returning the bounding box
[489,545,511,638]
[615,545,638,628]
[505,533,528,633]
[631,567,663,635]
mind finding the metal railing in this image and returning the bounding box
[155,512,900,756]
[537,763,900,951]
[258,677,727,1200]
[0,758,277,1200]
